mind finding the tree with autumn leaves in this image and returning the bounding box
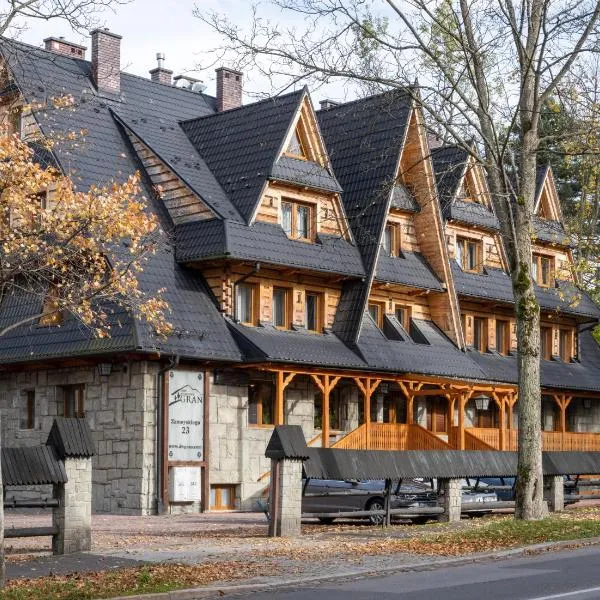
[0,133,170,339]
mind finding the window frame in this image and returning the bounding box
[272,286,292,330]
[248,382,275,427]
[280,199,315,241]
[382,223,401,257]
[495,319,511,355]
[235,282,258,326]
[540,326,553,360]
[20,389,35,430]
[210,484,237,510]
[284,126,309,160]
[473,316,488,352]
[59,384,85,418]
[559,328,572,362]
[305,290,324,333]
[532,253,554,287]
[456,236,483,273]
[395,305,411,329]
[368,301,386,328]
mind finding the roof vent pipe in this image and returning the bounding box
[150,52,173,86]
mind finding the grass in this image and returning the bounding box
[0,560,274,600]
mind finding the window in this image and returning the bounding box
[495,319,510,355]
[285,127,307,159]
[272,287,291,329]
[368,302,385,328]
[20,390,35,429]
[473,317,487,352]
[305,291,323,332]
[59,384,85,418]
[456,237,482,272]
[395,306,410,329]
[39,286,64,327]
[235,283,256,325]
[248,382,274,426]
[382,223,401,257]
[559,329,572,362]
[280,200,314,241]
[532,253,553,287]
[210,484,237,510]
[540,326,553,360]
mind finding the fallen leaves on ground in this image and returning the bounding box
[0,560,277,600]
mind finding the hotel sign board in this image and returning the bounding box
[168,370,204,461]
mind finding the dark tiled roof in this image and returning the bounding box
[318,89,414,342]
[375,251,444,290]
[270,156,341,193]
[533,216,571,246]
[468,330,600,392]
[390,184,420,212]
[181,89,305,222]
[227,321,367,369]
[176,219,365,277]
[356,316,486,380]
[47,417,95,459]
[446,199,500,231]
[2,446,67,486]
[0,38,242,363]
[431,145,466,210]
[451,262,600,320]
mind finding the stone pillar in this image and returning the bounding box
[439,478,462,522]
[269,458,303,537]
[52,456,92,554]
[544,475,565,512]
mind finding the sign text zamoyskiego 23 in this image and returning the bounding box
[168,370,204,461]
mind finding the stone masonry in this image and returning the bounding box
[439,478,462,522]
[544,475,565,512]
[0,361,158,515]
[269,457,303,537]
[52,456,92,554]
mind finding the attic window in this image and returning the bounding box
[286,128,307,159]
[456,237,482,273]
[532,253,553,287]
[281,199,314,241]
[382,223,401,257]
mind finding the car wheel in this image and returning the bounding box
[366,498,385,525]
[410,516,430,525]
[318,517,336,524]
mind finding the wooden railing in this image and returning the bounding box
[462,428,600,452]
[332,423,452,451]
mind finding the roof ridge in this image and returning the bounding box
[180,87,305,125]
[316,86,414,113]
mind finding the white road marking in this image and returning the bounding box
[528,585,600,600]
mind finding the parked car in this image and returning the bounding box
[464,476,579,506]
[459,479,498,517]
[302,478,438,525]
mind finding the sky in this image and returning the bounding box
[12,0,350,104]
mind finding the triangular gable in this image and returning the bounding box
[280,93,330,168]
[458,157,492,208]
[535,166,563,222]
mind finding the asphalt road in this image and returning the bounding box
[249,545,600,600]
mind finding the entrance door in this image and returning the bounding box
[426,397,447,433]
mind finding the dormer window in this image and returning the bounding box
[382,223,401,257]
[281,199,314,241]
[272,287,291,329]
[235,283,257,325]
[532,253,553,287]
[456,237,482,273]
[285,127,307,159]
[368,302,385,328]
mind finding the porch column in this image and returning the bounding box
[493,393,506,451]
[355,378,381,449]
[311,374,341,448]
[457,392,469,450]
[275,371,297,426]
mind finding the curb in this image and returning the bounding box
[106,535,600,600]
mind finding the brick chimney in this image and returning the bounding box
[149,52,173,86]
[44,37,87,59]
[91,28,122,95]
[216,67,243,112]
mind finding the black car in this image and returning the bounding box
[465,476,580,505]
[302,478,438,525]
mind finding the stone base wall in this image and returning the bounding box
[0,362,157,515]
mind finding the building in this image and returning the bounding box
[0,31,598,515]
